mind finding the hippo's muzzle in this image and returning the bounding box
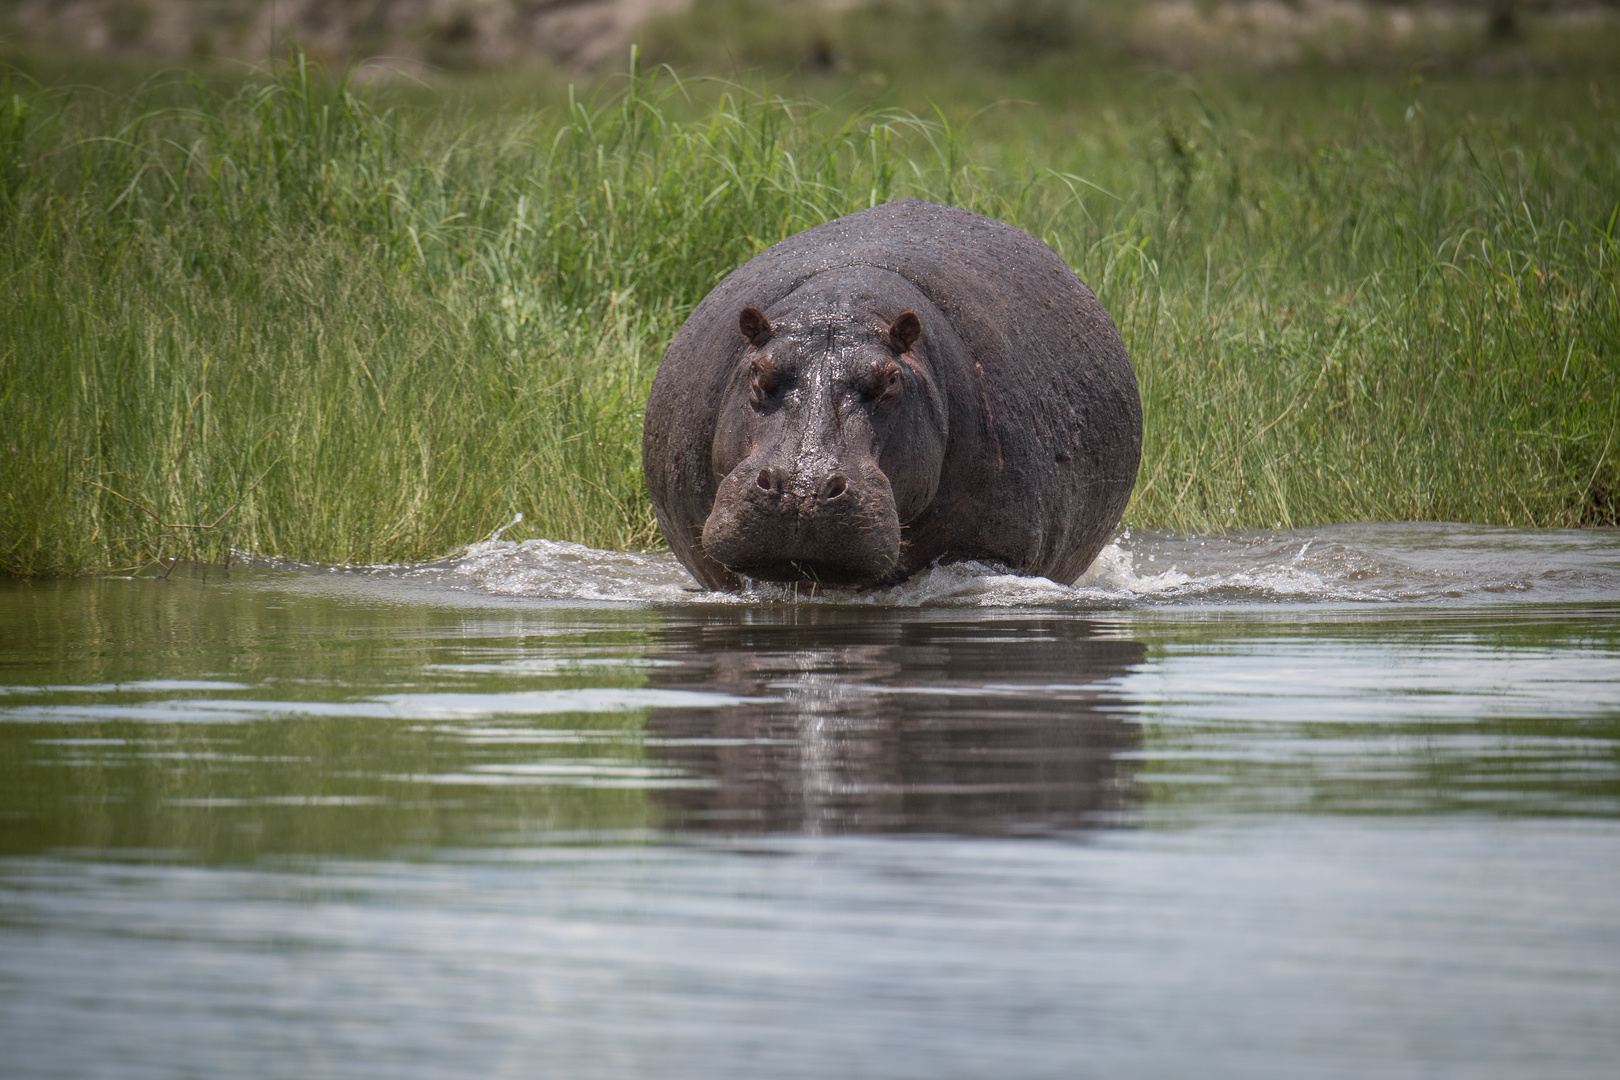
[701,455,901,586]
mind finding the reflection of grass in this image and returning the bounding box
[1136,702,1620,821]
[1122,609,1620,821]
[0,571,666,860]
[0,712,665,862]
[1,23,1617,574]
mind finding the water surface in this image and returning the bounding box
[2,524,1617,1078]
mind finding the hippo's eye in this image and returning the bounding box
[861,360,903,402]
[750,359,781,403]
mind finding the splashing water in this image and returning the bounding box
[262,521,1620,607]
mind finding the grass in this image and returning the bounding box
[1,19,1617,576]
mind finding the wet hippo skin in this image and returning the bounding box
[643,198,1142,590]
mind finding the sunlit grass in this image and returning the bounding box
[1,46,1615,576]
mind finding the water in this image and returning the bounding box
[2,523,1618,1078]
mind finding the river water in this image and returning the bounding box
[2,523,1618,1079]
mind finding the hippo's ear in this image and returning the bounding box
[738,306,773,348]
[887,310,921,354]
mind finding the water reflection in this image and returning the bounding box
[2,569,1616,867]
[644,610,1146,835]
[5,546,1620,1080]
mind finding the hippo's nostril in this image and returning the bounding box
[819,474,848,501]
[756,468,775,492]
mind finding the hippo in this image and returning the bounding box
[642,198,1141,591]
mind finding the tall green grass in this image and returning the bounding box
[1060,79,1620,532]
[0,56,923,573]
[1,51,1615,576]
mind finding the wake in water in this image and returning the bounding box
[317,518,1619,607]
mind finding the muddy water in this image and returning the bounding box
[2,524,1618,1078]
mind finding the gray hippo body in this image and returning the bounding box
[642,198,1142,591]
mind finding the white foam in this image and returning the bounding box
[245,522,1620,607]
[423,536,1359,607]
[428,537,700,602]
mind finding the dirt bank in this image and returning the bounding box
[3,1,1614,74]
[1,0,691,71]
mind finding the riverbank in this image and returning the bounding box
[1,25,1616,575]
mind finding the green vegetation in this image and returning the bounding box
[2,11,1617,575]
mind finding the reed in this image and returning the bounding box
[0,47,1614,575]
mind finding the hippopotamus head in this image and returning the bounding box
[700,281,950,587]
